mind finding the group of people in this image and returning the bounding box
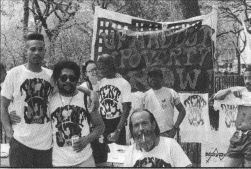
[1,32,250,168]
[0,32,190,167]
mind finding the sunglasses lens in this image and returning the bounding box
[60,75,77,82]
[60,75,68,82]
[69,75,77,82]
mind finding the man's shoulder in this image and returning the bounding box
[159,136,176,146]
[8,64,24,73]
[42,67,52,75]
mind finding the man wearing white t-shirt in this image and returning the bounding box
[213,66,251,167]
[50,60,104,167]
[1,33,54,167]
[124,109,191,167]
[97,54,131,145]
[144,67,186,138]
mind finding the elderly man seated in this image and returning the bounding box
[123,109,192,167]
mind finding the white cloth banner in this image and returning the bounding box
[201,139,228,167]
[179,93,210,142]
[213,99,237,144]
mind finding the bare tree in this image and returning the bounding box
[218,0,249,74]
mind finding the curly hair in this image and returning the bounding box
[52,60,80,82]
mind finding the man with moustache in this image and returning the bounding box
[50,60,104,167]
[123,109,191,167]
[1,33,54,167]
[214,65,251,167]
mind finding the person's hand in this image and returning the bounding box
[232,89,243,99]
[107,130,120,142]
[73,137,89,153]
[5,127,14,138]
[168,127,177,138]
[9,111,21,125]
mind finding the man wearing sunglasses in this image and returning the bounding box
[50,60,104,167]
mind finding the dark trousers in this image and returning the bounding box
[103,117,126,145]
[9,138,52,168]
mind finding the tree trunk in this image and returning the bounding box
[22,0,29,63]
[168,0,200,21]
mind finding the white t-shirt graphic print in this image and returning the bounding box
[49,92,92,167]
[1,65,53,150]
[99,77,131,119]
[123,137,191,167]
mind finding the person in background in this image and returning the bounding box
[143,67,186,139]
[50,60,104,167]
[1,32,54,167]
[79,60,109,164]
[124,109,191,167]
[97,53,131,145]
[213,65,251,167]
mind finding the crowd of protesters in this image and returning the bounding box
[1,32,250,167]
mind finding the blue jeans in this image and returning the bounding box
[9,137,52,167]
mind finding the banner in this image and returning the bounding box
[179,93,210,142]
[92,7,217,93]
[214,99,237,143]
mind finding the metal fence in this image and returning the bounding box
[214,74,244,93]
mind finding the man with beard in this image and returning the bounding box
[213,65,251,167]
[49,60,104,167]
[124,109,191,167]
[97,54,132,145]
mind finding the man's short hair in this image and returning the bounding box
[52,60,80,82]
[97,54,116,73]
[147,67,163,79]
[129,109,160,138]
[25,32,44,42]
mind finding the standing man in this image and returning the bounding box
[214,66,251,167]
[144,67,186,138]
[1,33,54,167]
[50,60,104,167]
[97,54,131,145]
[124,109,191,167]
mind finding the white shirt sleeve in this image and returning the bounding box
[80,82,89,89]
[170,139,191,167]
[1,69,14,100]
[121,79,131,103]
[171,88,181,106]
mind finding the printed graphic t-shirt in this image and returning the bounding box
[144,87,181,132]
[123,137,191,167]
[49,92,92,166]
[213,86,251,143]
[98,77,131,120]
[1,64,53,150]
